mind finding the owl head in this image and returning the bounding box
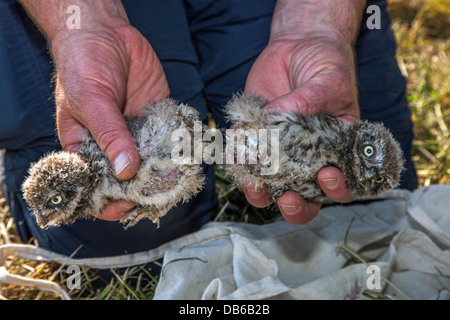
[347,121,404,197]
[22,152,95,228]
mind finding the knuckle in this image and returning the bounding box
[95,128,123,154]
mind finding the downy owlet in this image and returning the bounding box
[223,93,404,202]
[22,99,205,228]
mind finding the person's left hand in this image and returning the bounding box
[244,36,360,224]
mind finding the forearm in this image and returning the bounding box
[19,0,129,41]
[271,0,367,44]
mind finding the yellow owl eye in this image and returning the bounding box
[376,176,385,183]
[363,145,375,157]
[51,195,62,205]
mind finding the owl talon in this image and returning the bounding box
[270,184,289,198]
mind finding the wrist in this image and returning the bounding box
[19,0,130,41]
[270,0,366,44]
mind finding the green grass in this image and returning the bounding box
[389,0,450,185]
[1,0,449,300]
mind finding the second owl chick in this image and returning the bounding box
[224,93,404,202]
[22,99,205,229]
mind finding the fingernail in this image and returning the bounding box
[320,178,339,190]
[114,152,131,176]
[266,105,283,114]
[246,186,263,197]
[279,204,301,215]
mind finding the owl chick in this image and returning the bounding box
[22,99,205,229]
[224,93,404,202]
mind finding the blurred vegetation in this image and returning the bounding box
[389,0,450,185]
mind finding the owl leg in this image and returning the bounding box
[119,205,160,229]
[268,183,289,200]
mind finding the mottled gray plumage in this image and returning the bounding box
[22,99,205,229]
[224,93,404,202]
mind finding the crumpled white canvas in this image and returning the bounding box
[154,185,450,300]
[1,185,449,300]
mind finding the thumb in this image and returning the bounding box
[263,77,360,123]
[85,105,141,180]
[57,100,140,181]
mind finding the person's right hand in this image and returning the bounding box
[50,19,170,221]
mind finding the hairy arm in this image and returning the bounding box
[270,0,365,43]
[19,0,129,40]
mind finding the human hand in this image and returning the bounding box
[43,2,170,221]
[244,36,360,224]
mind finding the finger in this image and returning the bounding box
[94,200,136,221]
[277,190,321,224]
[58,96,141,181]
[54,64,141,180]
[317,166,354,203]
[85,106,141,181]
[56,109,87,154]
[263,76,360,123]
[242,182,273,208]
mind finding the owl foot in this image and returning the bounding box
[119,205,161,229]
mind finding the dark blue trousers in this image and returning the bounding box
[0,0,416,258]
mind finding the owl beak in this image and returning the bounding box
[365,169,375,179]
[35,215,49,229]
